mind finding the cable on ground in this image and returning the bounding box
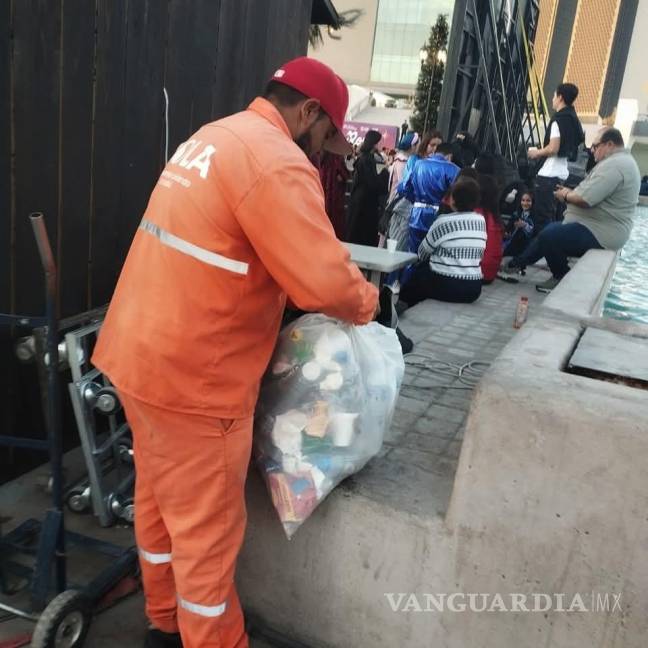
[401,352,491,392]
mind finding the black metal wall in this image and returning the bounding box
[437,0,544,168]
[0,0,312,470]
[541,0,579,105]
[598,0,639,119]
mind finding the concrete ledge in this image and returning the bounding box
[542,249,618,318]
[238,250,648,647]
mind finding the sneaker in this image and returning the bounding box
[497,269,520,283]
[395,326,414,354]
[535,276,560,293]
[144,629,183,648]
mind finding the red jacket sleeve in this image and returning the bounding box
[480,211,504,282]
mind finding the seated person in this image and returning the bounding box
[400,142,460,253]
[399,177,486,306]
[502,190,534,258]
[640,175,648,197]
[476,173,504,284]
[507,127,640,293]
[437,167,478,216]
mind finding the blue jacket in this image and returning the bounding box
[401,154,460,237]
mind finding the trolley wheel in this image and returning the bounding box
[65,487,91,514]
[109,494,135,525]
[31,590,92,648]
[118,442,134,464]
[95,387,121,415]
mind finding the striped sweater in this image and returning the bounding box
[418,211,487,281]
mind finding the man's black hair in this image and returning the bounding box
[600,127,625,148]
[556,83,579,106]
[263,80,328,129]
[451,177,480,212]
[263,80,308,106]
[436,142,454,157]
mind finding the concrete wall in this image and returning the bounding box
[239,250,648,647]
[308,0,378,86]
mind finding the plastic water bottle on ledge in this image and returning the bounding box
[514,296,529,329]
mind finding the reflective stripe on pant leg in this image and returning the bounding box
[177,595,227,618]
[139,549,172,565]
[139,409,253,648]
[121,392,179,635]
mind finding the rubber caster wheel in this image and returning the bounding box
[65,486,91,514]
[109,494,135,525]
[31,590,92,648]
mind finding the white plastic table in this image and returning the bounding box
[344,242,417,286]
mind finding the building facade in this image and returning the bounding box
[309,0,454,95]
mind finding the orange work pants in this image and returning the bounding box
[120,393,253,648]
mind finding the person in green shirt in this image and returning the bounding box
[507,127,640,292]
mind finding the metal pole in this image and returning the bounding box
[470,0,502,156]
[488,0,514,160]
[29,212,66,593]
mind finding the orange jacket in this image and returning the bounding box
[92,98,377,418]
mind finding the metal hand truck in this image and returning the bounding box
[0,213,138,647]
[65,322,135,527]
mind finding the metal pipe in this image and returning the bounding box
[0,601,40,621]
[488,0,514,160]
[0,435,49,451]
[29,212,66,593]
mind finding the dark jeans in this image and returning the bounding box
[533,176,561,233]
[513,222,603,279]
[408,226,427,254]
[503,229,531,257]
[400,263,482,306]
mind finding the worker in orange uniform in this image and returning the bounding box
[92,57,378,648]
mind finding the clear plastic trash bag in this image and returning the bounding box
[254,314,405,538]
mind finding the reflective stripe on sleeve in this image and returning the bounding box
[139,548,172,564]
[177,595,227,618]
[413,202,438,209]
[139,218,249,276]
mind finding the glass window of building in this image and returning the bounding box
[370,0,455,87]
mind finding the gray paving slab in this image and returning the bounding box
[347,264,551,518]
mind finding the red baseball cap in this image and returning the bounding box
[270,57,352,155]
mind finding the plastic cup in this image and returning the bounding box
[329,413,358,447]
[282,455,300,474]
[386,238,397,252]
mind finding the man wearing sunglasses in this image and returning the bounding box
[508,127,640,292]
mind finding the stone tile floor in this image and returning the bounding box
[342,264,550,519]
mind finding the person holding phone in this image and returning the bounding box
[507,127,639,293]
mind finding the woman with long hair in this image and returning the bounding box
[348,130,388,245]
[476,173,505,283]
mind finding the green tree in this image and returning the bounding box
[410,14,449,135]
